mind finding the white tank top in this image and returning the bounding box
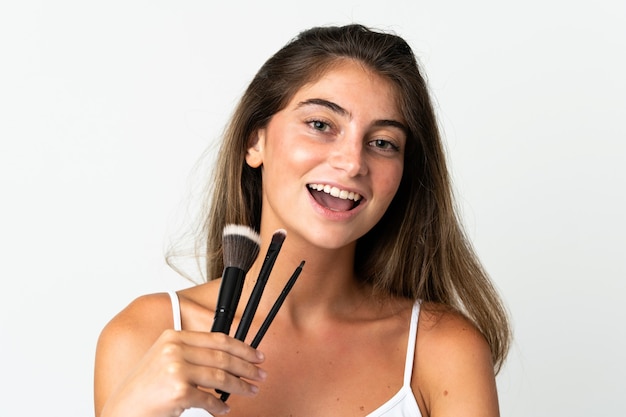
[168,291,422,416]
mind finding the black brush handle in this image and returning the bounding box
[233,236,284,341]
[211,267,245,334]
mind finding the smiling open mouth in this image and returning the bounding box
[307,183,362,211]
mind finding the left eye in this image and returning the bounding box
[369,139,400,151]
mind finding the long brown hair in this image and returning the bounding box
[178,24,510,372]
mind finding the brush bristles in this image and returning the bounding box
[270,229,287,246]
[222,224,261,271]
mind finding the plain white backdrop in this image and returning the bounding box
[1,1,625,416]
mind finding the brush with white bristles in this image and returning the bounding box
[211,224,261,335]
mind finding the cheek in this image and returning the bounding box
[378,162,404,199]
[289,145,321,167]
[269,132,321,170]
[261,139,320,196]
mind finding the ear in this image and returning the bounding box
[245,128,265,168]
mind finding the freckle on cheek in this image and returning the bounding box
[443,390,448,396]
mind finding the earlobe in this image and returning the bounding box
[245,129,265,168]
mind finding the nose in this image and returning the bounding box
[327,133,368,177]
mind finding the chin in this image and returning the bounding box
[298,225,366,251]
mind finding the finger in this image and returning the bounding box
[185,364,261,398]
[182,344,267,382]
[174,330,265,363]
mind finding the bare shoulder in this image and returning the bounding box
[97,293,175,350]
[94,292,175,413]
[417,302,492,360]
[413,302,499,417]
[95,281,220,355]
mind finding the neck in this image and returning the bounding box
[244,230,369,324]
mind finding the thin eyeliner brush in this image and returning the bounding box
[221,260,304,402]
[250,260,304,348]
[211,224,261,335]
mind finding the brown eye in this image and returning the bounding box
[369,139,400,152]
[309,120,330,131]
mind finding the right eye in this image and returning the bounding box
[307,119,331,132]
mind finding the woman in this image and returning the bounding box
[95,24,511,416]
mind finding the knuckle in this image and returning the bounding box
[244,364,262,380]
[163,361,184,377]
[212,349,231,366]
[160,328,178,341]
[160,341,183,359]
[169,380,192,402]
[204,395,230,415]
[211,368,228,385]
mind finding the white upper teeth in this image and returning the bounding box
[308,184,362,202]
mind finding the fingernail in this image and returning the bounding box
[256,350,265,361]
[258,368,268,380]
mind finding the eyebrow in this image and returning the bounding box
[296,98,408,133]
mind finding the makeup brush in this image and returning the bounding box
[221,259,304,402]
[233,229,286,342]
[211,224,261,335]
[250,260,304,348]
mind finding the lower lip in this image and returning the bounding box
[306,189,366,221]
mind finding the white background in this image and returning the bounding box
[1,1,625,416]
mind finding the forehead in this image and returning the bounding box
[287,59,403,119]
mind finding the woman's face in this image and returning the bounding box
[246,60,406,250]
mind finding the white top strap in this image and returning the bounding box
[403,300,421,386]
[167,290,182,331]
